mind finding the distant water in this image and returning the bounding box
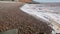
[33,0,60,2]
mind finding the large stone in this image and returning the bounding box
[0,29,18,34]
